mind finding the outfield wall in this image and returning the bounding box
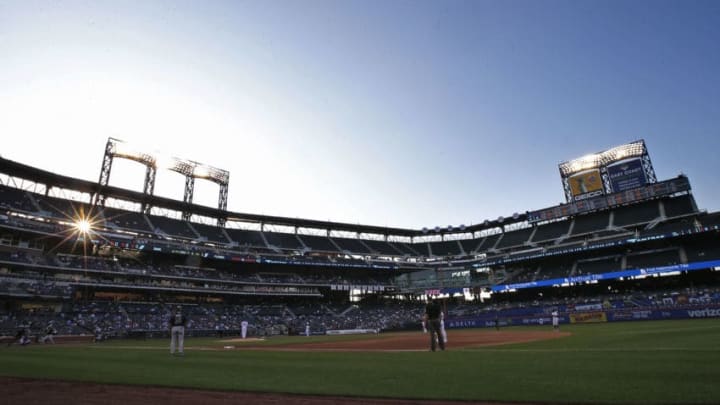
[446,303,720,329]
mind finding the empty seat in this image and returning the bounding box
[663,195,697,218]
[225,228,267,247]
[298,235,339,252]
[571,212,610,235]
[103,208,153,233]
[613,201,660,227]
[147,215,197,239]
[264,232,305,250]
[362,240,404,256]
[428,240,462,256]
[332,237,373,254]
[532,220,571,243]
[192,222,229,244]
[495,227,534,249]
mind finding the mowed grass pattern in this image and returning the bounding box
[2,319,720,404]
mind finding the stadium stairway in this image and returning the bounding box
[185,222,203,240]
[339,305,358,317]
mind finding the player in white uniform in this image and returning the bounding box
[241,320,248,339]
[552,310,559,331]
[305,321,310,337]
[440,311,448,344]
[170,306,187,356]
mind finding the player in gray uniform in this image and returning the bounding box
[169,306,187,356]
[40,321,57,344]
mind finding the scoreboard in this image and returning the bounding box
[527,175,690,223]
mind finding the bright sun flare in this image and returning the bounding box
[75,219,92,234]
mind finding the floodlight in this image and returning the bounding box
[153,154,176,170]
[193,165,211,179]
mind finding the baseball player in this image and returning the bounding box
[7,323,31,347]
[169,306,187,356]
[40,321,58,344]
[241,320,248,339]
[552,309,559,331]
[423,298,445,352]
[440,311,448,344]
[305,321,310,337]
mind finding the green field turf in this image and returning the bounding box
[2,319,719,404]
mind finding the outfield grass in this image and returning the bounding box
[2,319,719,404]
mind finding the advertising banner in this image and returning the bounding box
[492,259,720,292]
[607,158,647,192]
[569,312,607,324]
[447,304,720,331]
[568,169,604,201]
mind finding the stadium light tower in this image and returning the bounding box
[95,137,157,210]
[94,137,230,226]
[558,140,656,203]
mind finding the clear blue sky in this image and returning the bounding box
[1,0,718,229]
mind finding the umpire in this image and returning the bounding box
[424,298,445,352]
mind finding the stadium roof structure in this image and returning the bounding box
[0,152,693,241]
[2,156,493,238]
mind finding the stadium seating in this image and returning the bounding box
[36,194,96,222]
[147,214,198,240]
[297,234,339,252]
[641,216,697,236]
[192,222,230,244]
[428,240,463,256]
[0,185,39,212]
[494,227,535,250]
[476,233,503,252]
[264,231,305,250]
[102,207,154,233]
[332,237,373,255]
[224,228,267,248]
[458,238,481,255]
[390,241,421,256]
[699,212,720,228]
[412,242,431,257]
[531,220,571,243]
[361,239,405,256]
[575,255,622,275]
[571,211,610,236]
[663,194,697,218]
[612,200,661,227]
[625,249,680,269]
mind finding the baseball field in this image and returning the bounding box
[2,319,719,404]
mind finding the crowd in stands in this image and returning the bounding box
[3,284,720,342]
[0,299,427,339]
[3,189,713,273]
[0,251,393,297]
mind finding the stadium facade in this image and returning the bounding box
[1,139,719,338]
